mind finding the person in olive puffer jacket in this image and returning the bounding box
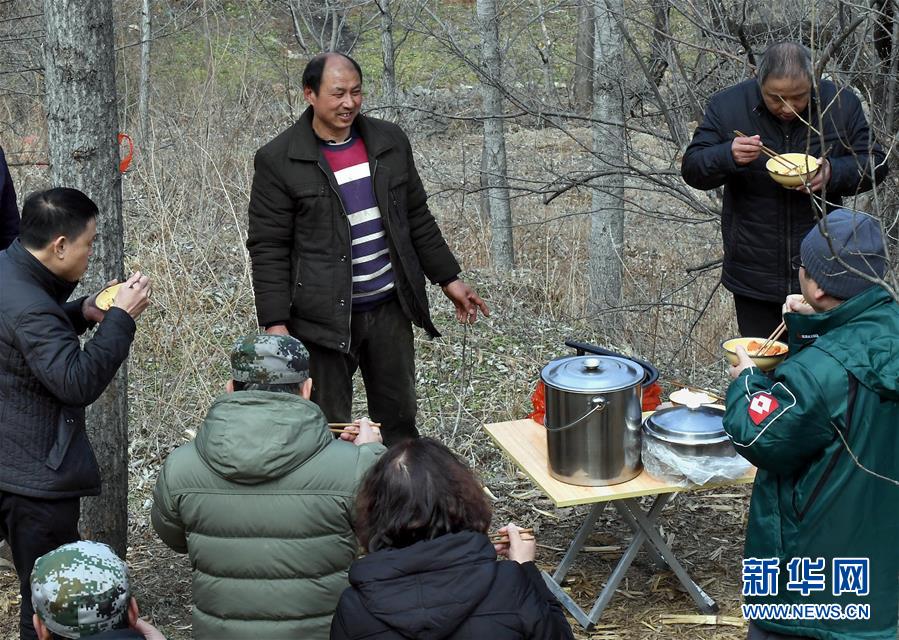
[330,438,574,640]
[724,210,899,640]
[151,334,385,640]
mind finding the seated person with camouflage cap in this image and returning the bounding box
[30,540,164,640]
[150,334,384,640]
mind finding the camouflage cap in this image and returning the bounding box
[230,334,310,384]
[30,541,130,639]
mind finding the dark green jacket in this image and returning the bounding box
[151,391,385,640]
[246,108,461,352]
[724,286,899,640]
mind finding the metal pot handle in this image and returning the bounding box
[544,395,607,431]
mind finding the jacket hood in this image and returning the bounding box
[194,391,331,484]
[786,286,899,400]
[347,531,497,640]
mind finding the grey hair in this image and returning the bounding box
[757,42,814,86]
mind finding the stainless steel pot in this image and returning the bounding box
[642,405,734,457]
[641,405,750,485]
[541,355,644,486]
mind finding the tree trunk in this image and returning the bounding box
[43,0,127,558]
[535,0,555,99]
[648,0,670,86]
[476,0,515,272]
[573,0,594,110]
[588,0,625,313]
[139,0,152,145]
[379,0,398,122]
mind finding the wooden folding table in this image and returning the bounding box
[484,418,755,630]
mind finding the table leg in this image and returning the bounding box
[540,502,611,629]
[551,502,607,583]
[541,493,718,629]
[622,497,719,613]
[541,570,595,629]
[614,496,671,570]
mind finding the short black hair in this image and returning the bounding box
[231,380,303,394]
[354,438,493,552]
[758,41,814,86]
[302,52,363,94]
[19,188,98,249]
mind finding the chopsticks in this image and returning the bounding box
[753,296,808,356]
[328,422,381,435]
[754,322,787,356]
[733,130,799,171]
[489,528,535,543]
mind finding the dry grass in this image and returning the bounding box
[0,100,745,640]
[0,60,750,640]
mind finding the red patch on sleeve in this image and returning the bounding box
[748,392,779,425]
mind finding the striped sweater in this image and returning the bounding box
[321,134,396,311]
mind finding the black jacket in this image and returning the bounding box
[0,146,19,250]
[329,531,574,640]
[681,79,888,301]
[247,108,461,353]
[0,240,136,498]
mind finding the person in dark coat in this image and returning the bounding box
[0,145,20,249]
[247,52,488,446]
[0,188,152,640]
[681,41,888,338]
[330,438,574,640]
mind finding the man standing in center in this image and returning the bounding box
[247,53,488,446]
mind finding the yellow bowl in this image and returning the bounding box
[94,283,122,311]
[766,153,819,188]
[721,337,788,372]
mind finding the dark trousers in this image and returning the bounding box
[747,621,813,639]
[733,293,784,339]
[0,491,80,640]
[307,297,418,447]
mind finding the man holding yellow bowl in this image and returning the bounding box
[682,41,888,338]
[723,209,898,640]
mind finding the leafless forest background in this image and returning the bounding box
[1,1,898,638]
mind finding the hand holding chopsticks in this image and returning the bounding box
[489,528,534,543]
[329,418,383,445]
[754,295,812,356]
[733,129,799,171]
[328,422,382,434]
[492,523,536,564]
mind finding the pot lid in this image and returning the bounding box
[541,355,644,393]
[643,405,730,445]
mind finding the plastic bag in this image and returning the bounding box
[531,379,661,424]
[642,382,662,412]
[641,437,752,487]
[528,380,545,425]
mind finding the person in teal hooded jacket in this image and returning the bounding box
[151,335,385,640]
[724,208,899,640]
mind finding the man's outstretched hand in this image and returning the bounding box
[442,279,490,324]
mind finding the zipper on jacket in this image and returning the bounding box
[318,159,355,353]
[784,128,793,298]
[794,373,858,521]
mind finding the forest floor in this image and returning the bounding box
[0,117,754,639]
